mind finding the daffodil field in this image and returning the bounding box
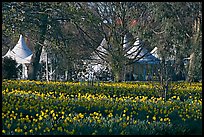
[2,80,202,135]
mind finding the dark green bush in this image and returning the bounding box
[2,57,19,79]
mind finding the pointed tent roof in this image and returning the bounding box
[12,34,33,59]
[94,36,160,64]
[126,42,160,64]
[3,34,33,64]
[91,38,108,61]
[150,47,160,59]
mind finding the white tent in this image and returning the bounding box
[93,36,160,64]
[3,35,33,64]
[3,34,55,80]
[3,34,33,79]
[88,35,161,81]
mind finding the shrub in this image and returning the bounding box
[2,57,19,79]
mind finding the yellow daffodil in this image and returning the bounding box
[152,116,156,121]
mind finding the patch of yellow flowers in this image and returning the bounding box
[2,80,202,135]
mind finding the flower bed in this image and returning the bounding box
[2,80,202,135]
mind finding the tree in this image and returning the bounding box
[3,2,201,82]
[2,57,19,79]
[71,2,157,82]
[185,3,202,82]
[157,2,202,82]
[2,2,103,81]
[2,2,48,80]
[146,2,202,100]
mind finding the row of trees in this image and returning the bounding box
[2,2,202,82]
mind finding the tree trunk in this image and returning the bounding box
[28,14,48,80]
[187,52,195,82]
[114,71,122,82]
[187,16,201,82]
[112,63,124,82]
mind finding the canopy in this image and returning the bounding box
[136,52,160,64]
[3,35,33,64]
[94,35,160,65]
[135,47,160,64]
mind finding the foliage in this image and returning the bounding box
[2,80,202,135]
[2,2,202,82]
[2,57,19,79]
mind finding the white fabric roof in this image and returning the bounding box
[91,38,108,60]
[3,35,33,64]
[150,47,160,59]
[150,46,176,62]
[93,36,160,64]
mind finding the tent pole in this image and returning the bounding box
[45,51,49,81]
[25,64,28,79]
[144,64,146,81]
[22,64,25,79]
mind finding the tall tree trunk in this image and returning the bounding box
[112,61,124,82]
[187,16,201,82]
[114,69,123,82]
[187,52,195,82]
[28,14,48,80]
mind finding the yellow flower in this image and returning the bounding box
[126,116,130,121]
[39,116,43,121]
[78,113,84,119]
[50,110,54,114]
[7,124,11,129]
[2,130,6,134]
[97,119,101,123]
[15,127,21,133]
[172,96,177,99]
[152,116,156,121]
[41,111,45,116]
[108,113,113,118]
